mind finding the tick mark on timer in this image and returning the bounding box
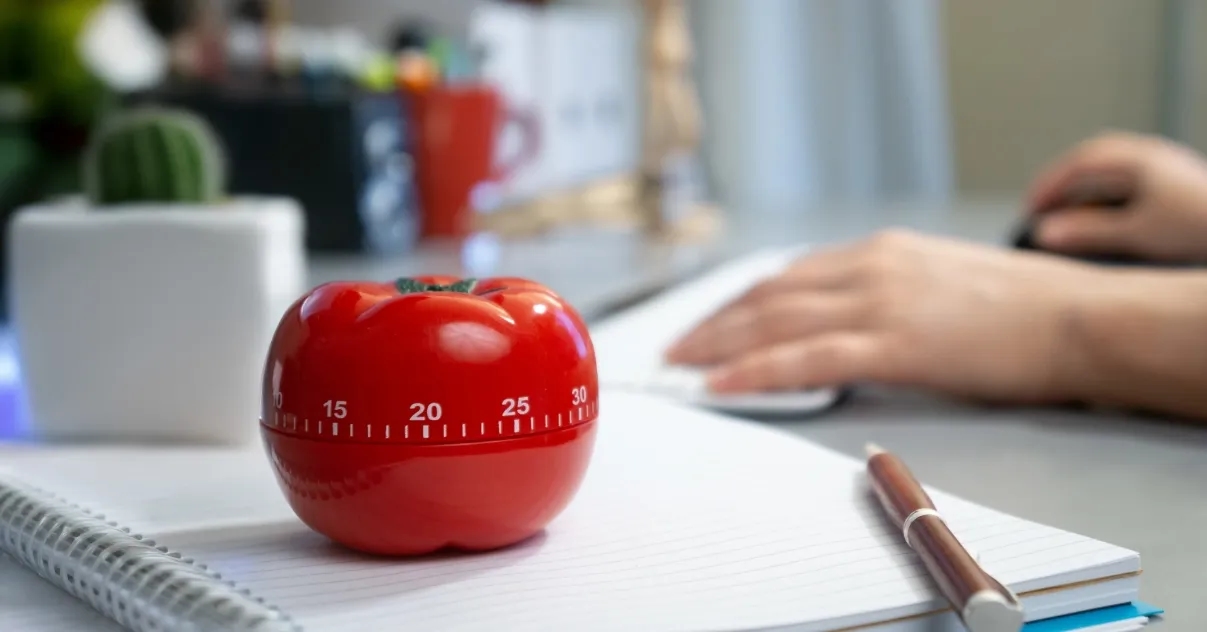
[273,394,596,443]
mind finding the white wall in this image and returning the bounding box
[290,1,1194,199]
[288,0,628,45]
[289,0,481,44]
[944,0,1163,194]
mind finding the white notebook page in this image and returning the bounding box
[0,445,302,632]
[0,444,298,535]
[124,392,1138,632]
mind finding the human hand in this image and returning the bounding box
[663,230,1121,405]
[1025,131,1207,262]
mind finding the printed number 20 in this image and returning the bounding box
[571,386,588,405]
[410,402,442,421]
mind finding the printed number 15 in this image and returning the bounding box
[324,400,347,419]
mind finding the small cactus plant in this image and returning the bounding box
[81,106,227,206]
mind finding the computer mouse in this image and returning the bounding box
[1011,215,1205,268]
[1010,175,1201,267]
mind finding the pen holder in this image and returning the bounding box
[9,196,306,445]
[404,83,540,239]
[259,274,599,556]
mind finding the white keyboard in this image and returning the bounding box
[591,247,846,417]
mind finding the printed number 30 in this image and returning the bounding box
[571,386,588,405]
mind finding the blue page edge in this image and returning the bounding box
[1022,601,1164,631]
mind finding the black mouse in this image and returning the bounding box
[1010,183,1201,267]
[1011,217,1202,267]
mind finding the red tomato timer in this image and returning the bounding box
[259,275,599,555]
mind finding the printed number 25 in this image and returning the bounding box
[502,397,529,416]
[571,386,588,405]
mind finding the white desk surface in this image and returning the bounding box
[5,197,1200,628]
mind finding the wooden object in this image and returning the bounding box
[638,0,704,233]
[865,444,1025,631]
[474,0,722,243]
[472,174,722,242]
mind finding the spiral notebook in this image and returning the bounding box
[1,392,1151,631]
[590,247,846,416]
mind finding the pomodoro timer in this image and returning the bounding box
[260,275,600,555]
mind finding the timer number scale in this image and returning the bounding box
[267,386,598,443]
[258,275,601,556]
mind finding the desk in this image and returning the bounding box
[631,198,1200,628]
[304,198,1023,322]
[306,225,731,322]
[5,197,1201,629]
[733,201,1201,627]
[304,196,1197,627]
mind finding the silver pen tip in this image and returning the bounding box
[864,442,885,457]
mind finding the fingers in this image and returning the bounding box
[1032,206,1139,255]
[664,292,867,365]
[1026,133,1147,214]
[705,332,887,393]
[667,245,867,357]
[727,243,867,305]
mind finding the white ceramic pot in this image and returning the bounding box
[7,196,307,445]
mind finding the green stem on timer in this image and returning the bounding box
[395,278,479,294]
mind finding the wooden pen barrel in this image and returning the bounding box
[908,513,1004,617]
[867,448,1023,629]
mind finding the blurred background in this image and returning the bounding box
[3,0,1200,248]
[4,0,1201,249]
[0,0,1201,406]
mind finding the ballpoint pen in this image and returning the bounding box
[866,443,1025,632]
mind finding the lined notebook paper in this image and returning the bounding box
[1,392,1140,631]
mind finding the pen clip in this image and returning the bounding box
[968,546,1021,608]
[983,572,1022,609]
[963,560,1024,632]
[958,535,1024,631]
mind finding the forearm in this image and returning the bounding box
[1061,270,1207,421]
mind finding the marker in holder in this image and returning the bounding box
[259,275,599,556]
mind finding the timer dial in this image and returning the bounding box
[260,275,599,555]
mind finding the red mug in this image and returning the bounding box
[406,84,540,239]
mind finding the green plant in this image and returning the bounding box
[82,106,226,206]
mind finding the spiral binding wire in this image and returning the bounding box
[0,473,303,632]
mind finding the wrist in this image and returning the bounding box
[1058,270,1207,420]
